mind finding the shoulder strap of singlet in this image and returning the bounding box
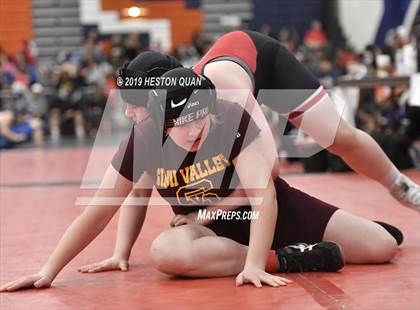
[201,56,255,91]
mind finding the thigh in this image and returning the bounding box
[207,178,339,250]
[273,177,339,248]
[206,206,252,246]
[153,223,217,246]
[323,209,398,263]
[290,93,345,149]
[258,43,321,114]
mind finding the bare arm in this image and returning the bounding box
[78,173,153,273]
[112,174,153,260]
[204,61,281,178]
[233,133,280,287]
[234,134,278,270]
[207,63,279,268]
[0,165,133,291]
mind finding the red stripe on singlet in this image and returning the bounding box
[289,88,327,120]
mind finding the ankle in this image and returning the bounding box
[379,166,401,190]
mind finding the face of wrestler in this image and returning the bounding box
[167,116,211,152]
[125,103,150,124]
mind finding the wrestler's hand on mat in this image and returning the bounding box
[78,256,129,273]
[0,272,53,292]
[235,266,292,288]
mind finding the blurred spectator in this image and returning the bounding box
[109,34,126,68]
[278,26,299,53]
[49,63,86,141]
[304,20,327,49]
[260,24,277,39]
[375,54,392,77]
[357,85,412,168]
[192,31,207,56]
[173,43,200,67]
[124,33,143,61]
[81,32,104,65]
[0,106,44,149]
[361,45,377,77]
[394,26,417,76]
[0,47,15,87]
[28,83,48,118]
[84,58,113,87]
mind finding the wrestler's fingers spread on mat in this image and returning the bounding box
[238,275,263,288]
[0,273,51,292]
[236,271,263,288]
[236,268,291,288]
[271,276,291,286]
[260,274,291,287]
[274,276,293,285]
[78,262,104,273]
[260,276,280,287]
[79,257,129,273]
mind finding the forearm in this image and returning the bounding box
[40,165,132,278]
[113,204,147,260]
[112,175,153,259]
[245,184,278,269]
[40,205,118,278]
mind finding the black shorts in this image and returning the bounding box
[194,30,321,114]
[244,30,321,114]
[206,177,339,249]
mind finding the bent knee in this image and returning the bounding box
[149,230,193,275]
[362,232,398,263]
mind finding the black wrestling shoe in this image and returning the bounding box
[276,241,344,273]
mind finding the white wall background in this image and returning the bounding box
[338,0,384,51]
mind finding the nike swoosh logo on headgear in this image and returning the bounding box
[171,97,188,108]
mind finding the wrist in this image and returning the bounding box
[39,265,58,280]
[112,250,130,261]
[244,258,266,270]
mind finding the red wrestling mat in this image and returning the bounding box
[1,148,419,309]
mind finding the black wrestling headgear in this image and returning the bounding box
[148,67,216,130]
[116,51,182,106]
